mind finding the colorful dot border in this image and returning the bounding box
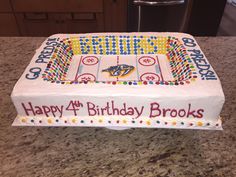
[42,35,198,86]
[16,116,222,130]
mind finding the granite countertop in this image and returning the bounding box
[0,37,235,177]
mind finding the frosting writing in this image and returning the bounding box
[182,37,217,80]
[22,102,63,117]
[36,38,59,63]
[21,100,204,119]
[25,38,59,80]
[188,49,217,80]
[70,35,167,55]
[87,101,144,119]
[150,102,204,118]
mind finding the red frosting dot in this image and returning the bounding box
[186,81,190,84]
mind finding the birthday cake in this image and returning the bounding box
[11,33,225,130]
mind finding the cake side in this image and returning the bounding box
[11,93,223,130]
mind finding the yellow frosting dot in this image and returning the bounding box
[138,81,142,85]
[122,119,127,124]
[47,118,52,124]
[146,121,151,125]
[21,118,27,123]
[72,118,77,123]
[99,119,103,123]
[172,122,177,125]
[197,122,203,126]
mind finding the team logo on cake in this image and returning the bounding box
[102,64,135,77]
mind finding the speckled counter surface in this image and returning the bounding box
[0,37,235,177]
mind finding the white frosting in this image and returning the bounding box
[11,33,225,130]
